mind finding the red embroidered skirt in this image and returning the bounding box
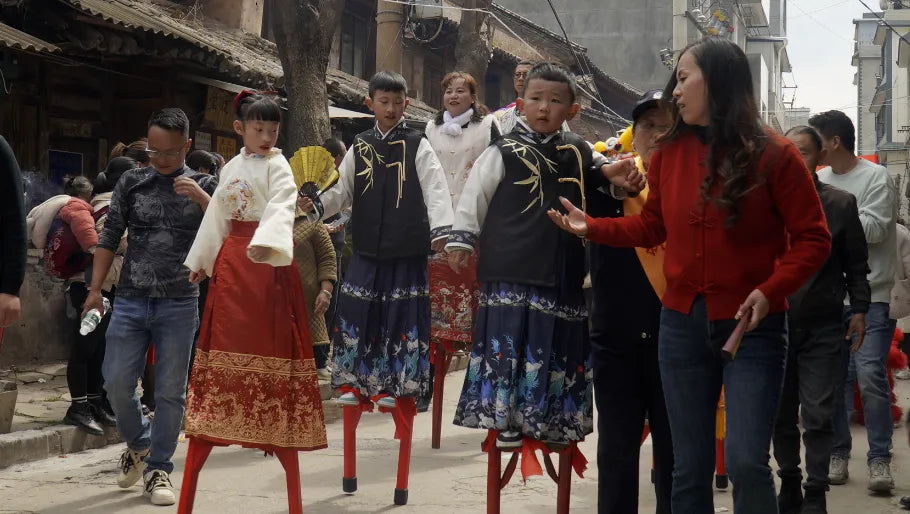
[185,221,327,452]
[428,251,479,344]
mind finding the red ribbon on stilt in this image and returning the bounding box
[481,431,588,482]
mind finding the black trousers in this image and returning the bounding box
[66,282,112,400]
[592,337,673,514]
[773,321,844,491]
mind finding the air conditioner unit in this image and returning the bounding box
[411,0,444,19]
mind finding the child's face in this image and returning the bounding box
[234,119,280,157]
[366,90,409,133]
[443,78,473,117]
[517,78,579,135]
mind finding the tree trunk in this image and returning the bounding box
[454,0,491,101]
[272,0,346,151]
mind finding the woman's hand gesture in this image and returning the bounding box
[547,197,588,237]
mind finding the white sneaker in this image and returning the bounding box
[376,396,396,409]
[897,367,910,380]
[117,448,149,488]
[337,392,359,406]
[143,469,176,506]
[316,368,332,381]
[828,455,848,485]
[868,460,895,492]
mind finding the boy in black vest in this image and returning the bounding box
[446,63,639,450]
[305,70,453,410]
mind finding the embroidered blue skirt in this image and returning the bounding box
[453,281,593,443]
[331,254,431,398]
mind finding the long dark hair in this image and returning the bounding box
[661,37,767,226]
[433,72,490,125]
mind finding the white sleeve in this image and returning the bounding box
[445,145,505,253]
[185,177,231,277]
[415,138,454,240]
[311,147,355,222]
[249,156,297,267]
[858,170,896,244]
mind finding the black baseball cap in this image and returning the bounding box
[631,89,665,124]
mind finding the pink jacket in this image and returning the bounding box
[56,197,98,252]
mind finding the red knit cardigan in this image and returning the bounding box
[586,129,831,321]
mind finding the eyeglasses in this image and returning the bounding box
[514,71,528,79]
[146,145,187,160]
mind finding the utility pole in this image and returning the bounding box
[376,0,404,72]
[672,0,689,58]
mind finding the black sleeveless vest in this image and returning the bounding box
[350,124,431,259]
[477,131,592,288]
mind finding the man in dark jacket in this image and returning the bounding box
[0,136,25,334]
[587,90,674,514]
[773,126,871,514]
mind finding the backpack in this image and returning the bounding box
[43,206,108,279]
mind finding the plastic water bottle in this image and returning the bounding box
[79,297,112,336]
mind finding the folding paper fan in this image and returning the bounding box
[289,146,338,191]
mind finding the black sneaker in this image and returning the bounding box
[64,402,104,436]
[801,489,826,514]
[777,476,803,514]
[89,398,117,427]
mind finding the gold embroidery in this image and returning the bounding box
[387,139,407,208]
[556,144,587,213]
[185,350,327,449]
[354,139,385,195]
[501,138,559,213]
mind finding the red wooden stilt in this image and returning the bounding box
[715,437,728,489]
[178,438,214,514]
[431,342,453,449]
[276,449,303,514]
[392,397,416,505]
[342,403,363,493]
[486,433,502,514]
[555,444,574,514]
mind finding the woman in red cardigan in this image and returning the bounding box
[550,37,831,514]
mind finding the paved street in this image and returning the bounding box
[1,369,910,513]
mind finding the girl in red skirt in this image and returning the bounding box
[180,91,326,513]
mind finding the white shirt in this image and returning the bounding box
[185,148,297,275]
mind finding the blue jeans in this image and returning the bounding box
[102,296,198,474]
[659,297,787,514]
[832,302,894,463]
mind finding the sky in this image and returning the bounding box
[786,0,872,122]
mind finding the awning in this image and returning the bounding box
[183,74,373,119]
[0,23,60,54]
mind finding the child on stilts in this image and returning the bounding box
[447,63,642,457]
[180,91,326,513]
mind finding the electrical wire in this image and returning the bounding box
[544,0,627,131]
[857,0,910,47]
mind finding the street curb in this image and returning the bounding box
[0,355,471,469]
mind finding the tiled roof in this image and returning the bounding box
[0,22,60,53]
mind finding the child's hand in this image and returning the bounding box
[189,270,208,284]
[315,290,331,315]
[448,249,470,274]
[431,239,446,254]
[247,245,271,263]
[547,197,588,237]
[297,196,315,214]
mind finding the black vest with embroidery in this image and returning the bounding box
[350,125,431,259]
[477,131,592,288]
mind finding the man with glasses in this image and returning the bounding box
[494,60,533,134]
[83,108,216,506]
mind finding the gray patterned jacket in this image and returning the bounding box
[98,165,217,298]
